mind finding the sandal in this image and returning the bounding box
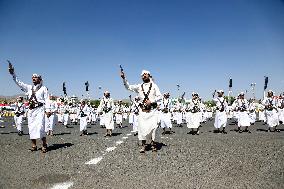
[139,147,146,153]
[41,145,48,153]
[29,146,37,152]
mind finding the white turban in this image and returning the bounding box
[192,92,198,96]
[32,73,42,78]
[141,70,151,76]
[217,90,224,93]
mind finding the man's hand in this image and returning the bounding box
[45,112,52,118]
[144,99,152,106]
[120,71,125,79]
[8,60,14,75]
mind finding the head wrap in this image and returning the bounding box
[141,70,151,76]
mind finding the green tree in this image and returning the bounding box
[204,100,216,107]
[90,100,100,108]
[224,96,235,105]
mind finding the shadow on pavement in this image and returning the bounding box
[47,143,74,151]
[87,132,98,135]
[0,132,10,134]
[145,142,167,152]
[112,132,122,136]
[156,142,167,151]
[54,132,71,136]
[256,129,268,132]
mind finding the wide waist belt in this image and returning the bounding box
[29,102,44,110]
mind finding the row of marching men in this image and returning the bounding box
[45,92,214,137]
[12,89,283,138]
[153,89,284,135]
[156,92,213,135]
[213,89,284,134]
[45,96,133,136]
[12,94,135,137]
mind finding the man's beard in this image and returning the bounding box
[33,80,40,85]
[143,78,150,83]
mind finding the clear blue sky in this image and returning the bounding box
[0,0,283,100]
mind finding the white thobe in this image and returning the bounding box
[235,99,251,127]
[160,98,172,129]
[213,97,228,129]
[14,102,25,132]
[12,73,48,139]
[45,99,58,132]
[77,105,90,131]
[277,99,284,123]
[185,99,201,129]
[263,98,279,127]
[97,97,115,130]
[123,79,162,141]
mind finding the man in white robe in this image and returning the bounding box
[233,92,251,133]
[121,70,162,153]
[277,94,284,124]
[69,104,78,125]
[90,106,97,125]
[77,100,90,136]
[9,63,48,153]
[160,93,174,135]
[175,100,184,127]
[13,96,26,136]
[186,92,202,135]
[248,99,257,125]
[262,90,280,132]
[257,100,266,123]
[115,100,124,128]
[62,101,70,128]
[129,96,140,136]
[45,95,58,136]
[97,91,115,137]
[213,90,228,134]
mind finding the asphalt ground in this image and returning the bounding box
[0,116,283,189]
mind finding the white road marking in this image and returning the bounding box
[50,181,74,189]
[161,137,165,139]
[126,133,132,136]
[122,137,128,139]
[116,140,123,145]
[85,156,103,165]
[105,147,116,152]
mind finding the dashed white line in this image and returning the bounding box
[50,181,74,189]
[85,156,103,165]
[122,137,128,139]
[105,147,116,152]
[116,140,124,145]
[126,133,132,136]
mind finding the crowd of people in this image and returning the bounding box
[1,63,283,153]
